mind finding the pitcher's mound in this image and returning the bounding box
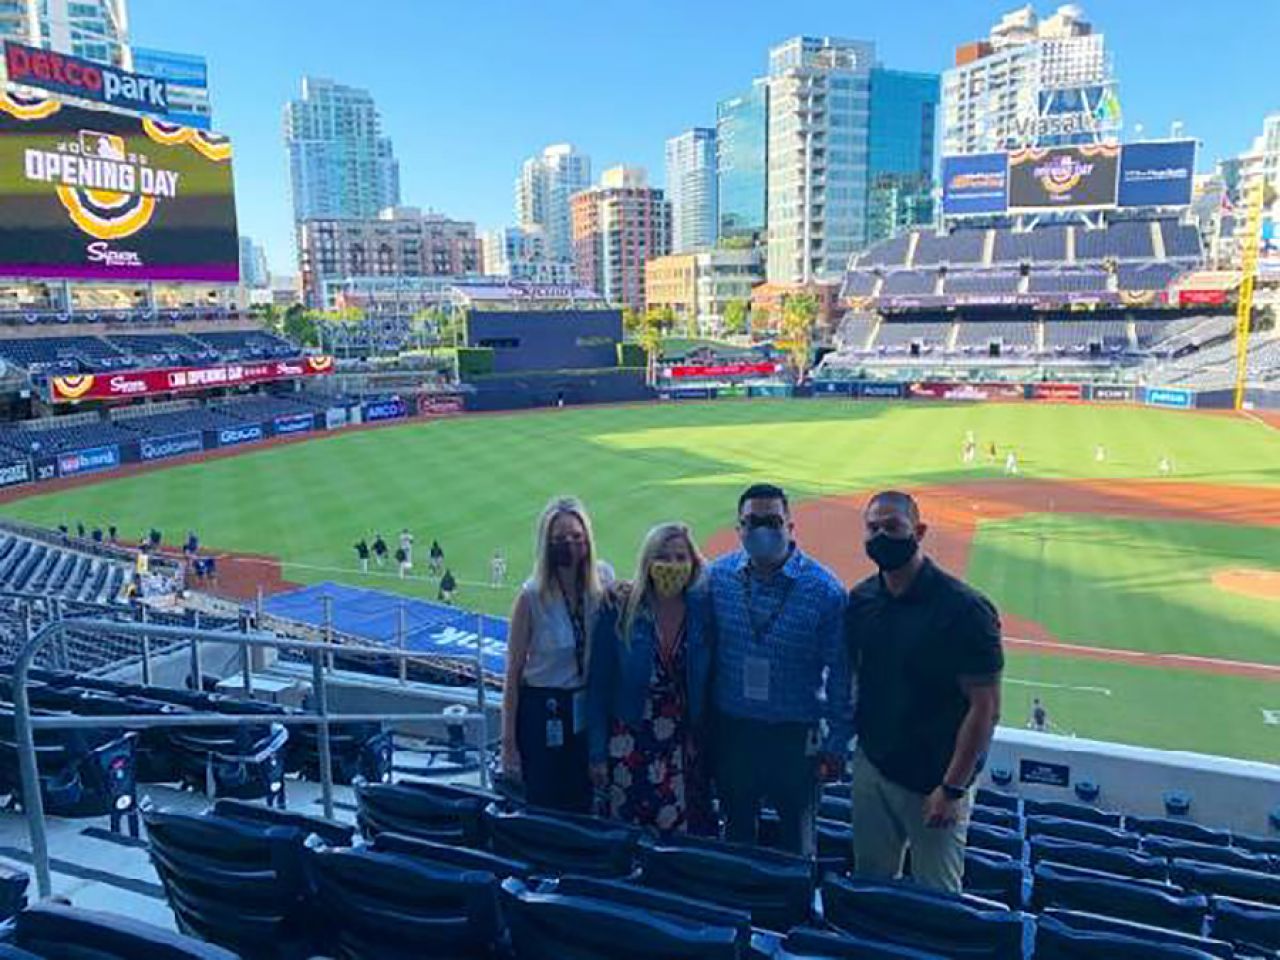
[1212,568,1280,601]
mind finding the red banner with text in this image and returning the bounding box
[667,361,783,379]
[1029,382,1084,401]
[48,356,334,404]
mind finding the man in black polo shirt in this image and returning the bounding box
[846,490,1003,893]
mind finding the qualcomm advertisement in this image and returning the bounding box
[941,153,1008,216]
[140,431,202,461]
[216,423,263,447]
[362,398,407,422]
[1144,387,1193,409]
[1118,140,1196,208]
[57,444,119,477]
[273,413,313,436]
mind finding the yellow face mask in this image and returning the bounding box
[649,560,693,598]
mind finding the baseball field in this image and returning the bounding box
[1,399,1276,762]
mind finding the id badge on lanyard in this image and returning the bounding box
[545,698,565,749]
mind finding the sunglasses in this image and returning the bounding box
[740,514,786,530]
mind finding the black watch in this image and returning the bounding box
[940,783,967,800]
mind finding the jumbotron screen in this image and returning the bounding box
[0,87,238,282]
[1007,144,1121,212]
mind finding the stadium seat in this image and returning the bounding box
[0,865,27,922]
[1026,815,1140,849]
[1170,858,1280,906]
[355,780,498,845]
[306,846,502,959]
[553,875,754,948]
[817,818,854,872]
[371,830,534,879]
[1039,908,1236,958]
[970,805,1023,831]
[287,721,393,786]
[165,719,289,806]
[968,822,1027,860]
[1210,896,1280,956]
[637,833,815,932]
[1034,914,1224,960]
[976,788,1020,812]
[1142,835,1276,873]
[484,804,639,878]
[1030,861,1209,934]
[1030,835,1169,882]
[142,807,314,958]
[209,797,355,848]
[820,874,1028,960]
[499,876,741,960]
[1023,798,1123,828]
[14,901,240,959]
[820,794,853,822]
[1128,816,1232,847]
[1233,833,1280,857]
[964,848,1027,910]
[779,927,947,959]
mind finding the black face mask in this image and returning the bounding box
[549,541,581,569]
[865,532,918,572]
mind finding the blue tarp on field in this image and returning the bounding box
[264,581,507,674]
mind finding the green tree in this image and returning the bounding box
[722,299,749,336]
[780,293,819,378]
[257,303,282,335]
[282,304,319,348]
[621,307,644,339]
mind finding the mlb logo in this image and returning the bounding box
[79,130,126,161]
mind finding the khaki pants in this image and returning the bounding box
[850,748,972,894]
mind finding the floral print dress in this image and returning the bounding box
[606,623,712,835]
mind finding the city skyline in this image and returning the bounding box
[123,0,1280,275]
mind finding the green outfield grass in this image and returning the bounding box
[969,514,1280,665]
[1,399,1276,759]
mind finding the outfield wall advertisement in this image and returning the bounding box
[0,88,237,282]
[215,423,263,447]
[139,431,202,461]
[1089,385,1135,402]
[272,413,314,436]
[0,460,30,488]
[909,381,1025,401]
[1008,144,1120,211]
[1143,387,1193,409]
[363,398,408,422]
[57,444,119,477]
[47,356,333,403]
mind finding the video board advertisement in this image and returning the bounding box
[941,153,1009,216]
[0,88,237,282]
[1008,144,1120,211]
[1117,140,1196,208]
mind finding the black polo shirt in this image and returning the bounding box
[847,557,1003,795]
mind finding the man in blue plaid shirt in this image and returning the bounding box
[708,482,851,855]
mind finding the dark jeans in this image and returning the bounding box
[516,685,590,814]
[713,712,818,856]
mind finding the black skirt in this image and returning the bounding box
[516,684,590,814]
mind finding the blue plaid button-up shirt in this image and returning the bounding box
[708,546,852,754]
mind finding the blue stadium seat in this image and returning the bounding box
[485,804,639,878]
[1023,798,1123,829]
[964,848,1027,910]
[499,876,741,960]
[209,797,355,848]
[779,927,947,959]
[637,833,815,932]
[1142,836,1276,874]
[371,830,534,879]
[969,822,1028,860]
[820,795,853,822]
[1233,833,1280,857]
[553,875,754,948]
[0,865,27,922]
[1026,815,1140,849]
[1170,858,1280,907]
[971,805,1023,831]
[1040,908,1235,958]
[14,902,239,959]
[355,780,497,845]
[1034,914,1223,960]
[1128,816,1232,848]
[1210,896,1280,956]
[820,875,1028,960]
[817,818,855,872]
[977,788,1021,812]
[1030,861,1209,934]
[1031,836,1169,882]
[306,846,502,959]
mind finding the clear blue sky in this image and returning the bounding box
[130,0,1278,276]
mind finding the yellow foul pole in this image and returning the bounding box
[1233,177,1265,410]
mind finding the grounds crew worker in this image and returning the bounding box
[846,490,1003,893]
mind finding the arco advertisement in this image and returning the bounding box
[362,398,408,422]
[0,88,237,282]
[47,356,333,403]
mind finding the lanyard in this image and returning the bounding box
[561,588,587,678]
[742,568,796,645]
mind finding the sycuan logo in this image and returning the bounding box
[5,41,169,114]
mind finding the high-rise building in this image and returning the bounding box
[284,77,401,225]
[482,226,576,284]
[645,248,762,333]
[867,68,939,244]
[515,144,591,263]
[238,237,270,289]
[570,166,671,311]
[1,0,131,68]
[716,80,769,244]
[298,207,480,308]
[131,47,212,130]
[766,36,874,284]
[666,128,718,252]
[943,5,1118,156]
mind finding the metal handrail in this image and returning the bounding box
[12,616,492,899]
